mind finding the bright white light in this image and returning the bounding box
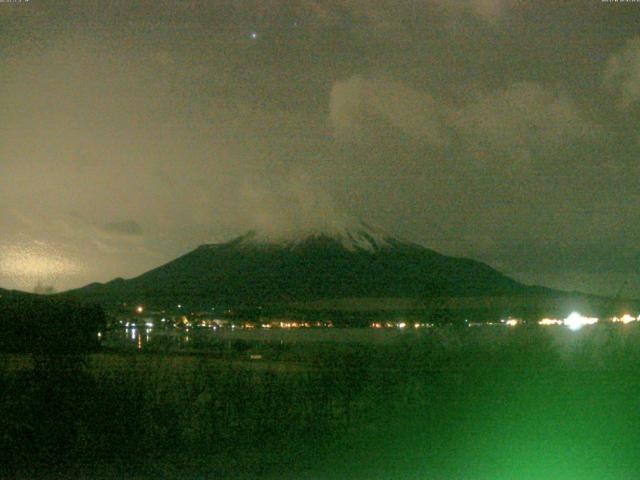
[145,322,153,328]
[504,318,519,327]
[398,322,406,329]
[136,306,144,314]
[564,312,598,331]
[250,31,258,39]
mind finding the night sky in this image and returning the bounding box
[2,0,640,296]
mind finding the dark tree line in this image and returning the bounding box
[0,293,106,354]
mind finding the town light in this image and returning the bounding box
[612,314,636,324]
[539,318,562,326]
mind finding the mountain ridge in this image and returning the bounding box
[61,227,539,309]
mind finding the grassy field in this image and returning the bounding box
[2,324,640,479]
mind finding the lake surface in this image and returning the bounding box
[104,325,438,350]
[103,322,614,351]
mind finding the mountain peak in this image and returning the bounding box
[232,221,396,252]
[65,219,533,307]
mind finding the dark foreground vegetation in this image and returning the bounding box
[3,321,640,479]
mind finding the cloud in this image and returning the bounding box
[103,220,143,236]
[434,0,512,23]
[451,81,597,160]
[239,169,357,239]
[467,0,508,21]
[604,36,640,109]
[329,77,596,164]
[306,1,512,36]
[329,76,448,146]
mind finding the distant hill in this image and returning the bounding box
[0,287,34,300]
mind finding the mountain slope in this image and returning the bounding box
[62,225,541,307]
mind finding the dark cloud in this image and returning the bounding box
[103,220,143,236]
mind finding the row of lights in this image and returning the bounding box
[371,313,640,331]
[529,312,638,330]
[133,305,639,333]
[371,322,435,329]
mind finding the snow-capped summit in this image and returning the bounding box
[235,221,396,252]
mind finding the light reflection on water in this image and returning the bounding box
[121,326,157,350]
[106,325,427,351]
[104,324,627,356]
